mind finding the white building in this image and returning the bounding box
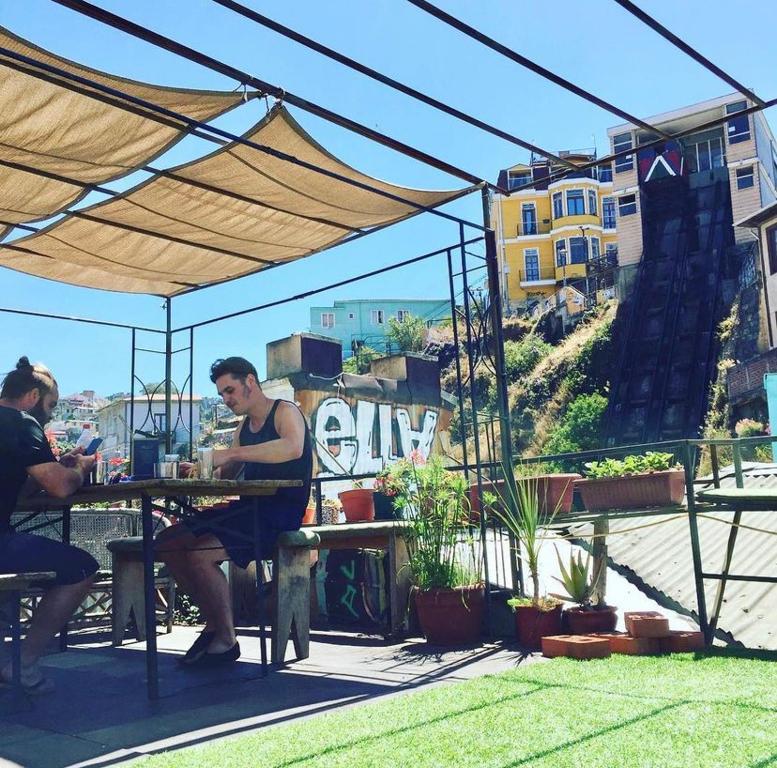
[97,393,202,459]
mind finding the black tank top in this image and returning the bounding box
[239,400,312,506]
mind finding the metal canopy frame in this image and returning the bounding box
[1,0,776,658]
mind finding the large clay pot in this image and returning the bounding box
[575,470,685,511]
[514,603,563,650]
[469,474,581,520]
[301,504,316,526]
[338,488,375,522]
[415,585,484,645]
[563,605,618,634]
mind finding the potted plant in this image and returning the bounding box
[396,456,484,645]
[551,547,617,634]
[469,463,580,520]
[575,451,685,511]
[320,497,342,526]
[373,461,408,520]
[338,484,375,522]
[484,471,564,650]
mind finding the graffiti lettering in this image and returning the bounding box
[313,396,442,476]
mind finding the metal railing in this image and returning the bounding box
[516,220,552,237]
[517,267,555,283]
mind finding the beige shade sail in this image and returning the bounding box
[0,106,472,296]
[0,26,246,225]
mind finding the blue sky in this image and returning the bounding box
[1,0,776,397]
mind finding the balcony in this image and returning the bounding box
[517,267,556,287]
[515,220,552,237]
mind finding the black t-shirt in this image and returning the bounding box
[0,405,56,531]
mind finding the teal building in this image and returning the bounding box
[309,298,450,358]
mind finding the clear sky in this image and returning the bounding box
[1,0,776,398]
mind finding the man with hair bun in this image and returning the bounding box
[0,356,99,694]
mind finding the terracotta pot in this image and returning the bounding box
[469,474,581,520]
[301,504,316,526]
[338,488,375,522]
[575,470,685,511]
[563,605,618,634]
[514,603,563,650]
[414,585,484,645]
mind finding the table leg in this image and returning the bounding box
[142,494,159,700]
[708,508,742,637]
[253,500,268,676]
[388,531,410,637]
[59,505,71,652]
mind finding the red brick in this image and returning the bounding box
[541,635,572,658]
[541,635,611,659]
[564,636,611,660]
[659,631,705,654]
[629,616,670,639]
[610,635,661,655]
[624,611,663,634]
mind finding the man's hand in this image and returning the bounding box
[213,448,232,469]
[73,454,97,477]
[59,446,85,468]
[178,461,194,478]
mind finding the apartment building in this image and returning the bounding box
[491,151,618,312]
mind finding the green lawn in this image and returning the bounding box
[143,651,777,768]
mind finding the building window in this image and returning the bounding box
[321,312,335,329]
[736,166,755,190]
[371,309,385,325]
[348,312,355,320]
[726,100,751,145]
[618,194,637,216]
[768,226,777,275]
[590,237,600,260]
[396,309,411,322]
[569,237,587,264]
[613,132,633,173]
[555,239,567,267]
[588,190,597,216]
[507,170,532,190]
[602,196,616,229]
[566,189,585,216]
[524,248,540,281]
[552,192,563,219]
[521,203,537,235]
[605,242,618,263]
[598,165,613,183]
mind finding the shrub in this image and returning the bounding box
[503,335,551,381]
[387,313,426,352]
[543,392,608,456]
[342,345,380,374]
[735,418,765,437]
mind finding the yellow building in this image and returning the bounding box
[492,151,617,312]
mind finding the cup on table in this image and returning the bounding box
[93,459,108,485]
[197,447,214,480]
[154,461,179,479]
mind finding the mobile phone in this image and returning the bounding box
[84,437,103,456]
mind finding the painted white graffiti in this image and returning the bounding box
[313,396,440,476]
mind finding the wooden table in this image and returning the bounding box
[19,478,301,699]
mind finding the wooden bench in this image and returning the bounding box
[306,521,411,637]
[106,529,321,665]
[0,572,55,701]
[105,538,176,646]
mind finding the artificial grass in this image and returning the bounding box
[142,652,777,768]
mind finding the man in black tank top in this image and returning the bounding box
[157,356,312,667]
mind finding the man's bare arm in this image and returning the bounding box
[26,455,94,499]
[213,403,305,468]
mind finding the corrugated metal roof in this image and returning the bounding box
[565,463,777,650]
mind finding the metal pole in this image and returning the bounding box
[189,327,194,461]
[459,223,492,633]
[482,188,522,596]
[446,248,470,476]
[164,299,173,454]
[129,328,136,473]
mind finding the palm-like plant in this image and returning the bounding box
[484,469,569,607]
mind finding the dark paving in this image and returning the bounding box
[0,626,537,768]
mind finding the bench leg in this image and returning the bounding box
[389,533,411,638]
[272,547,311,664]
[112,555,146,645]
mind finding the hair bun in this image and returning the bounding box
[15,356,31,369]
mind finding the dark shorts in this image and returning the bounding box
[0,531,99,586]
[182,498,303,569]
